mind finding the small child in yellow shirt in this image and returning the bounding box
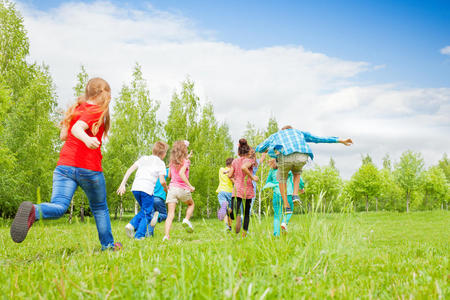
[216,158,234,230]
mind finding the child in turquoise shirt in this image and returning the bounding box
[263,159,304,236]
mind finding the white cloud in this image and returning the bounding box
[440,45,450,56]
[18,1,450,179]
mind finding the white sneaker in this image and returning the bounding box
[125,223,135,239]
[281,222,287,233]
[162,235,169,242]
[150,211,159,227]
[182,218,194,233]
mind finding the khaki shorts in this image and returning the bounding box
[276,153,309,183]
[166,186,192,204]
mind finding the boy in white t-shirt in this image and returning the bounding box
[117,141,169,239]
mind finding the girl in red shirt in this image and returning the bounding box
[10,78,121,251]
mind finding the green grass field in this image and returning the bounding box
[0,211,448,299]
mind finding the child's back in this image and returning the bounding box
[169,159,191,190]
[232,156,255,199]
[216,166,233,193]
[132,155,166,196]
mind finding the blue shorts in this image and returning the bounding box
[218,191,232,207]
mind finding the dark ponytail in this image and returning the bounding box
[238,138,250,156]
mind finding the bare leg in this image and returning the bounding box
[279,182,290,209]
[185,199,194,220]
[227,215,232,227]
[293,174,301,196]
[164,202,177,237]
[235,215,242,233]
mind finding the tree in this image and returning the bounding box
[329,157,337,171]
[347,161,382,212]
[382,153,392,171]
[189,103,233,217]
[165,79,233,219]
[437,153,450,183]
[243,122,265,148]
[394,151,424,213]
[73,65,89,96]
[0,1,59,217]
[165,78,199,145]
[378,168,403,211]
[103,64,163,219]
[265,116,279,138]
[420,166,448,210]
[361,154,373,165]
[302,165,342,212]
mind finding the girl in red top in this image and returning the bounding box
[228,138,258,237]
[10,78,121,251]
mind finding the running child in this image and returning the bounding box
[117,141,168,239]
[122,169,169,238]
[10,78,121,251]
[228,139,258,237]
[255,125,352,215]
[147,168,169,234]
[217,158,234,231]
[263,158,304,236]
[163,141,195,241]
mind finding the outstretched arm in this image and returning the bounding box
[255,135,273,153]
[302,131,339,144]
[303,130,353,146]
[117,163,138,196]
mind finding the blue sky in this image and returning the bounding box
[22,0,450,88]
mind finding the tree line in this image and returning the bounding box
[0,2,448,220]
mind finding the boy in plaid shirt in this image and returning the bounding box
[255,125,352,214]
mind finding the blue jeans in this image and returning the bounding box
[218,191,232,207]
[130,196,167,237]
[273,194,293,236]
[129,191,154,238]
[34,165,115,250]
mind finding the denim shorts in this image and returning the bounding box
[217,191,232,206]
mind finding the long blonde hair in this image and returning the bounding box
[62,77,111,136]
[169,140,188,167]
